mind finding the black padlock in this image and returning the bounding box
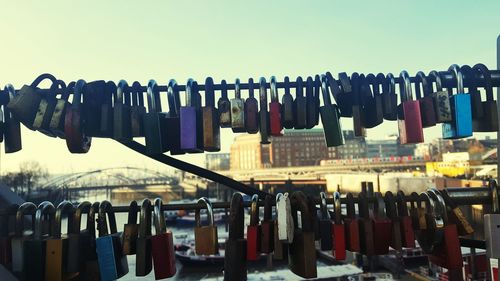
[282,76,294,129]
[472,63,498,132]
[318,192,333,251]
[136,199,153,276]
[381,73,398,121]
[293,76,307,129]
[335,72,353,117]
[224,193,247,281]
[3,84,22,153]
[113,80,133,141]
[82,80,106,137]
[363,73,383,128]
[305,76,317,129]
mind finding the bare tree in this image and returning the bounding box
[2,161,49,195]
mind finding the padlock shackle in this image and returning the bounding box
[73,201,91,235]
[186,79,195,107]
[460,65,477,92]
[127,201,139,225]
[314,75,321,107]
[427,189,448,225]
[30,73,58,88]
[88,202,99,238]
[15,202,36,237]
[350,73,361,105]
[373,192,388,219]
[138,199,152,238]
[358,192,370,219]
[104,81,117,106]
[473,63,494,101]
[49,79,67,100]
[338,72,352,93]
[306,76,314,100]
[116,80,129,104]
[376,73,387,95]
[262,195,273,222]
[366,74,379,96]
[295,76,304,98]
[53,200,75,239]
[396,190,409,217]
[386,73,396,98]
[283,76,291,96]
[195,197,214,227]
[384,191,398,219]
[249,194,260,226]
[4,84,16,101]
[320,74,332,106]
[72,79,86,106]
[234,78,241,99]
[428,70,443,93]
[346,192,356,219]
[325,72,342,104]
[319,192,330,220]
[34,201,55,240]
[448,64,464,94]
[259,77,268,111]
[290,191,312,232]
[248,78,255,98]
[333,191,342,224]
[220,79,228,99]
[168,79,180,116]
[414,71,430,99]
[360,75,374,106]
[147,79,161,113]
[132,81,144,107]
[205,77,215,107]
[228,193,244,240]
[98,200,118,237]
[153,198,166,235]
[399,71,412,102]
[269,76,279,103]
[420,192,444,229]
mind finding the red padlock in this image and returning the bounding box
[247,195,261,261]
[427,190,463,272]
[332,192,346,260]
[344,193,360,253]
[260,195,274,254]
[398,70,424,144]
[373,192,392,255]
[269,76,283,136]
[384,191,402,251]
[396,191,415,248]
[151,198,176,279]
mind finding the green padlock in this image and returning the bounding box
[319,74,343,147]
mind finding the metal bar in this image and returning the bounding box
[459,238,486,249]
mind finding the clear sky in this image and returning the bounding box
[0,0,499,174]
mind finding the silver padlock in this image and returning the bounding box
[485,214,500,258]
[230,78,245,132]
[277,193,294,243]
[11,202,37,273]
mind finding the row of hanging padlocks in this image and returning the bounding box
[1,63,498,154]
[0,188,483,281]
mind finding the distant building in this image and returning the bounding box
[365,135,399,158]
[330,130,366,159]
[205,153,230,171]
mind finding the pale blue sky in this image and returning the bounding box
[0,1,499,173]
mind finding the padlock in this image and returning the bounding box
[363,74,383,128]
[130,81,146,137]
[202,77,221,151]
[143,79,166,155]
[351,73,366,137]
[281,76,294,129]
[7,73,56,130]
[396,191,415,248]
[273,219,288,261]
[306,195,321,242]
[45,201,76,281]
[49,81,72,138]
[293,76,307,129]
[3,85,22,153]
[33,79,66,137]
[151,198,176,279]
[472,63,498,132]
[0,106,5,143]
[24,201,55,281]
[461,65,484,123]
[416,192,444,254]
[332,191,346,260]
[398,70,424,144]
[372,192,392,255]
[244,78,259,134]
[442,64,473,139]
[313,75,321,126]
[409,192,425,232]
[194,197,219,255]
[260,195,274,254]
[122,200,139,255]
[381,73,398,121]
[277,192,294,243]
[485,213,500,259]
[247,195,261,261]
[414,71,437,128]
[82,80,106,137]
[428,70,452,123]
[343,192,360,252]
[99,81,116,137]
[439,189,474,236]
[269,76,283,136]
[427,190,463,272]
[113,80,133,141]
[259,77,270,144]
[358,192,375,256]
[65,79,92,153]
[320,74,344,147]
[180,79,204,153]
[330,72,353,117]
[305,76,317,129]
[318,192,333,251]
[384,191,402,251]
[218,79,231,127]
[67,201,91,274]
[0,204,17,269]
[224,193,247,281]
[165,79,184,155]
[96,200,129,281]
[79,202,101,281]
[288,191,317,279]
[230,78,246,132]
[11,202,36,274]
[136,199,153,276]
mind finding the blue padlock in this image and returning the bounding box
[442,64,473,139]
[180,79,203,153]
[96,201,128,281]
